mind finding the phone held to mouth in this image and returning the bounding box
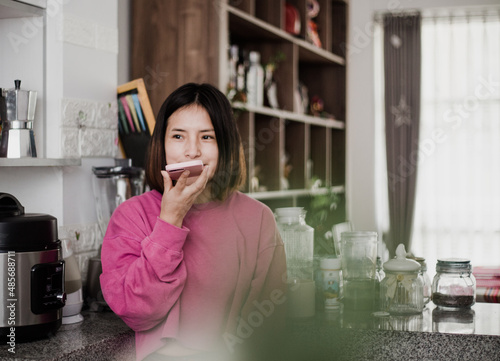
[165,160,204,180]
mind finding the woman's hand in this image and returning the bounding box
[159,166,210,228]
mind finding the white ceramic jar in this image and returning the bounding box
[379,244,424,315]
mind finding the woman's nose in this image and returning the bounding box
[185,139,201,158]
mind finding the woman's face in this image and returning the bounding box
[165,105,218,184]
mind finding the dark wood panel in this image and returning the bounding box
[331,0,348,57]
[234,110,252,192]
[285,121,306,189]
[310,125,327,184]
[229,0,255,15]
[255,0,284,29]
[131,0,219,115]
[254,115,282,191]
[331,128,345,186]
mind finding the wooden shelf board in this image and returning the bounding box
[232,102,345,129]
[0,0,44,18]
[0,158,81,167]
[246,185,345,200]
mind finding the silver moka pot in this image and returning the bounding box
[0,80,38,158]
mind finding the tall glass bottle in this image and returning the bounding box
[275,207,315,318]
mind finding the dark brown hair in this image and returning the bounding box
[145,83,246,200]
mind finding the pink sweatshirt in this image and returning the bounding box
[100,190,287,360]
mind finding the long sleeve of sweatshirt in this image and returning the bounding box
[100,194,188,332]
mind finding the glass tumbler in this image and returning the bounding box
[340,231,378,311]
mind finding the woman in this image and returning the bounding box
[100,83,287,361]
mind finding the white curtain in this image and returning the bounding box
[411,9,500,273]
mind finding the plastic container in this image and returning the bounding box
[275,207,315,318]
[320,257,342,310]
[432,258,476,309]
[379,244,424,314]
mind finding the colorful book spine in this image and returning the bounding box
[132,93,147,132]
[125,94,142,133]
[120,96,136,133]
[117,100,129,134]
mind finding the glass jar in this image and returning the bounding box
[275,207,315,318]
[410,256,432,305]
[432,258,476,309]
[379,244,424,315]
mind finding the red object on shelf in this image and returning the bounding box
[285,3,301,36]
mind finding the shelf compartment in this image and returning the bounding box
[299,63,346,121]
[227,3,345,66]
[228,39,295,112]
[234,110,253,193]
[253,114,283,192]
[330,127,345,186]
[284,120,306,190]
[309,125,328,186]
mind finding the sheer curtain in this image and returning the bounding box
[411,9,500,273]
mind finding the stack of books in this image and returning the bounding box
[473,266,500,303]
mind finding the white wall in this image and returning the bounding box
[0,0,119,280]
[346,0,499,234]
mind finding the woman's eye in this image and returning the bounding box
[202,135,215,140]
[172,134,182,139]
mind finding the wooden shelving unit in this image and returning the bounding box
[130,0,347,214]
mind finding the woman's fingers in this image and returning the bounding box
[161,170,172,192]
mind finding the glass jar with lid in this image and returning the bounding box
[379,244,424,314]
[275,207,315,318]
[431,258,476,309]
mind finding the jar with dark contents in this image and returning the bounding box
[431,259,476,309]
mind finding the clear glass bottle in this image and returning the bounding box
[432,258,476,309]
[379,244,424,314]
[275,207,315,318]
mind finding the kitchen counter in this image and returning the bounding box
[0,303,498,360]
[280,302,500,361]
[0,311,134,361]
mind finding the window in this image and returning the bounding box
[411,9,500,272]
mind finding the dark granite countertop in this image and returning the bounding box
[0,311,134,361]
[0,303,498,360]
[280,302,500,361]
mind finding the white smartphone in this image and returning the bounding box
[165,160,204,180]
